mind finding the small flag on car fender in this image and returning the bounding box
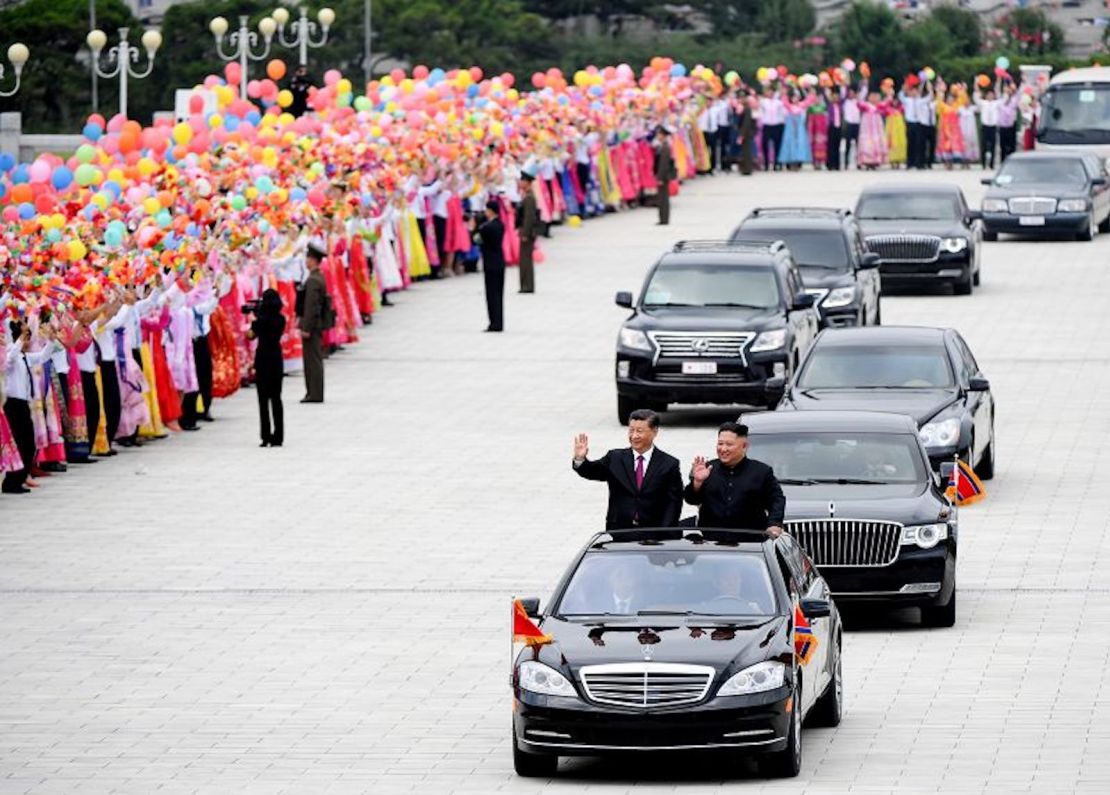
[794,603,818,665]
[946,456,985,506]
[512,599,552,647]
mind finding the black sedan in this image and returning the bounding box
[779,326,995,479]
[980,151,1110,241]
[745,411,959,626]
[855,183,982,295]
[512,528,841,778]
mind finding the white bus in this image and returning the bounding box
[1036,67,1110,160]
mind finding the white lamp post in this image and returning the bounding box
[272,7,334,67]
[0,42,30,98]
[210,14,277,99]
[86,28,161,118]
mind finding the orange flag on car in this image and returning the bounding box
[946,457,985,506]
[794,603,817,666]
[512,599,552,647]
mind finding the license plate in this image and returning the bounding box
[682,361,717,375]
[1019,215,1046,226]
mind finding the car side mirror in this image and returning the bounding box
[792,292,816,310]
[980,177,994,186]
[966,210,982,223]
[1093,176,1108,186]
[615,291,634,309]
[800,598,831,619]
[939,461,955,482]
[968,375,990,392]
[519,597,541,618]
[859,252,881,269]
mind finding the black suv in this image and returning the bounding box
[855,183,982,296]
[614,240,820,424]
[730,207,882,328]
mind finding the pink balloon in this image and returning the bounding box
[247,80,262,99]
[2,206,18,222]
[413,64,429,80]
[325,69,341,87]
[204,75,221,88]
[106,114,126,133]
[307,187,326,207]
[406,110,423,129]
[100,135,120,155]
[225,62,242,85]
[28,160,51,183]
[87,113,106,130]
[189,94,205,114]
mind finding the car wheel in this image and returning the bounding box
[982,229,998,242]
[1100,213,1110,233]
[616,395,635,426]
[973,265,981,287]
[922,588,956,628]
[760,679,802,778]
[976,431,995,481]
[1076,215,1095,241]
[513,729,558,777]
[808,634,842,728]
[874,298,882,326]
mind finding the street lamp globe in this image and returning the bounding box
[86,29,108,54]
[258,16,277,38]
[317,8,335,28]
[209,16,229,38]
[272,7,290,26]
[7,42,29,67]
[141,30,163,55]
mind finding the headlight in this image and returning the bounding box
[919,417,961,448]
[750,329,786,352]
[942,237,968,253]
[982,199,1007,213]
[1059,198,1088,212]
[617,327,653,353]
[717,660,785,697]
[517,661,578,698]
[823,286,856,308]
[900,522,949,549]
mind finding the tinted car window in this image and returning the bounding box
[797,344,954,388]
[643,264,781,309]
[857,194,960,220]
[739,229,850,270]
[1038,85,1110,144]
[750,432,927,484]
[995,158,1088,186]
[557,550,778,617]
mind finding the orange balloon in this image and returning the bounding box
[267,59,286,81]
[10,184,33,204]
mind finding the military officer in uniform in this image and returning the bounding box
[299,245,328,403]
[517,171,539,294]
[654,127,676,225]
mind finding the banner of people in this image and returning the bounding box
[0,55,1041,489]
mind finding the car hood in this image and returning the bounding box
[858,219,968,238]
[536,614,789,673]
[985,183,1088,199]
[798,265,854,289]
[782,483,945,525]
[627,305,785,333]
[782,387,958,425]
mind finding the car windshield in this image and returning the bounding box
[856,193,960,221]
[797,344,954,388]
[642,264,781,309]
[994,158,1088,186]
[557,550,778,617]
[1037,84,1110,145]
[736,229,850,270]
[751,432,926,484]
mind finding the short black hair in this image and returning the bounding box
[718,421,748,437]
[306,245,326,261]
[628,409,660,429]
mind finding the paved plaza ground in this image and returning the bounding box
[2,167,1110,794]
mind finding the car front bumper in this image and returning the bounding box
[513,686,791,756]
[982,212,1089,234]
[878,253,971,285]
[819,304,862,328]
[616,350,789,408]
[821,542,956,607]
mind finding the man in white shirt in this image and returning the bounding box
[759,88,786,171]
[842,86,862,169]
[975,87,1001,168]
[4,320,60,493]
[899,85,922,169]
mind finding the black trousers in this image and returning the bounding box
[3,398,34,490]
[762,124,784,170]
[80,370,100,450]
[193,337,212,418]
[99,360,121,443]
[981,125,998,168]
[827,125,842,170]
[256,376,284,445]
[484,264,505,331]
[999,125,1017,162]
[705,129,719,172]
[433,215,448,267]
[922,125,936,168]
[303,331,324,401]
[906,122,921,169]
[576,162,590,199]
[843,123,860,168]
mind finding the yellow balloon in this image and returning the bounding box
[137,157,158,177]
[338,78,353,94]
[91,193,109,210]
[51,212,66,228]
[568,215,582,228]
[209,113,224,128]
[380,75,394,86]
[107,167,125,184]
[507,88,519,101]
[142,197,160,215]
[245,186,259,200]
[370,125,382,137]
[172,121,193,146]
[277,89,293,108]
[67,240,88,261]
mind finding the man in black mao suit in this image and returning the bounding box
[572,409,683,530]
[684,421,785,535]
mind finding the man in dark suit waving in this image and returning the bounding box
[572,409,684,530]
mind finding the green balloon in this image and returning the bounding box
[75,144,97,164]
[74,163,98,187]
[231,194,247,211]
[354,96,372,112]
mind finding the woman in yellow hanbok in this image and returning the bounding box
[885,96,908,168]
[399,207,432,280]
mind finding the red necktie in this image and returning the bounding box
[636,455,645,489]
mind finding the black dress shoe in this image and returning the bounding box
[199,415,214,423]
[1,486,31,494]
[271,442,283,447]
[484,327,503,333]
[179,424,200,432]
[70,458,98,464]
[299,398,323,403]
[259,441,270,448]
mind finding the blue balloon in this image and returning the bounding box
[467,84,479,98]
[224,115,241,131]
[428,67,445,85]
[51,166,74,191]
[0,182,5,200]
[18,202,35,220]
[245,110,262,125]
[104,227,123,247]
[82,123,103,141]
[0,152,13,172]
[103,180,122,197]
[11,164,30,184]
[290,186,307,202]
[670,63,687,77]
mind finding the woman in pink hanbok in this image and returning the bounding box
[856,91,890,169]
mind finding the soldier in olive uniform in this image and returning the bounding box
[654,128,676,226]
[299,245,328,403]
[517,172,539,294]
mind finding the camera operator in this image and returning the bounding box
[245,289,286,447]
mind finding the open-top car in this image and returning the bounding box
[512,528,842,779]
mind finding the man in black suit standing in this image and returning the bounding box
[475,200,505,332]
[572,409,684,530]
[684,422,785,535]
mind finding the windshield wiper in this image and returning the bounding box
[779,477,819,486]
[643,302,697,308]
[810,477,889,485]
[637,609,696,616]
[704,302,769,309]
[797,262,844,269]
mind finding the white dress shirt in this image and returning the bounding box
[843,98,861,125]
[759,97,786,126]
[4,339,61,401]
[976,97,1000,126]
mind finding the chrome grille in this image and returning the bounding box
[579,663,714,709]
[654,373,749,385]
[785,519,902,567]
[1007,197,1056,215]
[648,332,754,361]
[865,235,940,263]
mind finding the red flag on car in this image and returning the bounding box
[512,599,552,647]
[793,603,817,665]
[946,457,985,506]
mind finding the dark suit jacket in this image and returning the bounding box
[300,269,327,334]
[683,456,785,530]
[574,447,684,530]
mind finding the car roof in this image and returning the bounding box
[1049,67,1110,85]
[740,214,846,231]
[814,325,949,347]
[745,410,920,434]
[587,528,773,552]
[658,251,783,268]
[1002,150,1087,162]
[858,182,961,195]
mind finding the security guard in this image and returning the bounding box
[684,421,785,535]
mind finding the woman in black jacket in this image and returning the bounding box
[248,289,286,447]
